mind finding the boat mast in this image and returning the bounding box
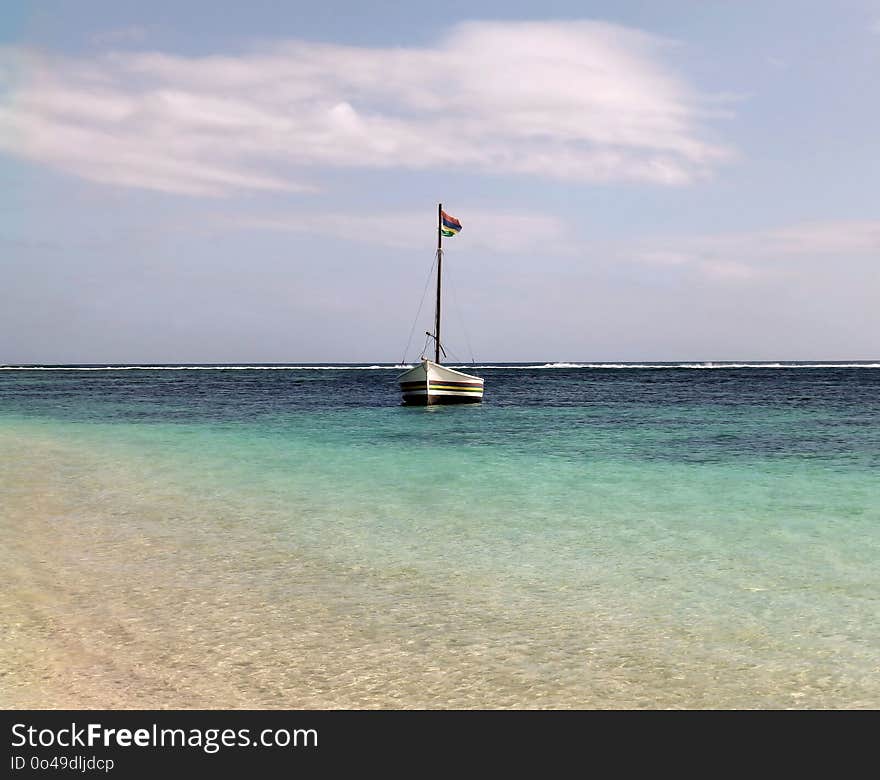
[435,202,442,364]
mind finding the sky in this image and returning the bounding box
[1,0,878,363]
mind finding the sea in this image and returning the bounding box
[2,361,878,709]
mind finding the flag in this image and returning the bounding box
[440,210,462,237]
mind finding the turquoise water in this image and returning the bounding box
[1,363,878,708]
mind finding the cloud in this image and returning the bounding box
[632,249,692,267]
[219,208,879,285]
[765,55,789,69]
[0,21,731,196]
[229,209,574,255]
[628,220,880,281]
[218,205,880,274]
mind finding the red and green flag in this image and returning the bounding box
[440,210,462,237]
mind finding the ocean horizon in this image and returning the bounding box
[4,360,880,369]
[2,361,878,708]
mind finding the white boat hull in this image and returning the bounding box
[397,360,484,405]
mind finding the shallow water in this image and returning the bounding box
[2,363,878,708]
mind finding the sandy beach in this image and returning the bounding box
[3,430,651,709]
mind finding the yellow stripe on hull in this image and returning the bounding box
[397,359,484,405]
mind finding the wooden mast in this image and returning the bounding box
[435,202,442,364]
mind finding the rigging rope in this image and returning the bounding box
[419,331,432,361]
[400,251,438,365]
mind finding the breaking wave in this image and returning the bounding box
[473,362,880,370]
[0,364,400,371]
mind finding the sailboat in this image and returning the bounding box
[397,204,485,405]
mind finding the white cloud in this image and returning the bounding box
[0,21,731,196]
[230,209,573,255]
[628,220,880,280]
[220,208,880,284]
[633,249,692,267]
